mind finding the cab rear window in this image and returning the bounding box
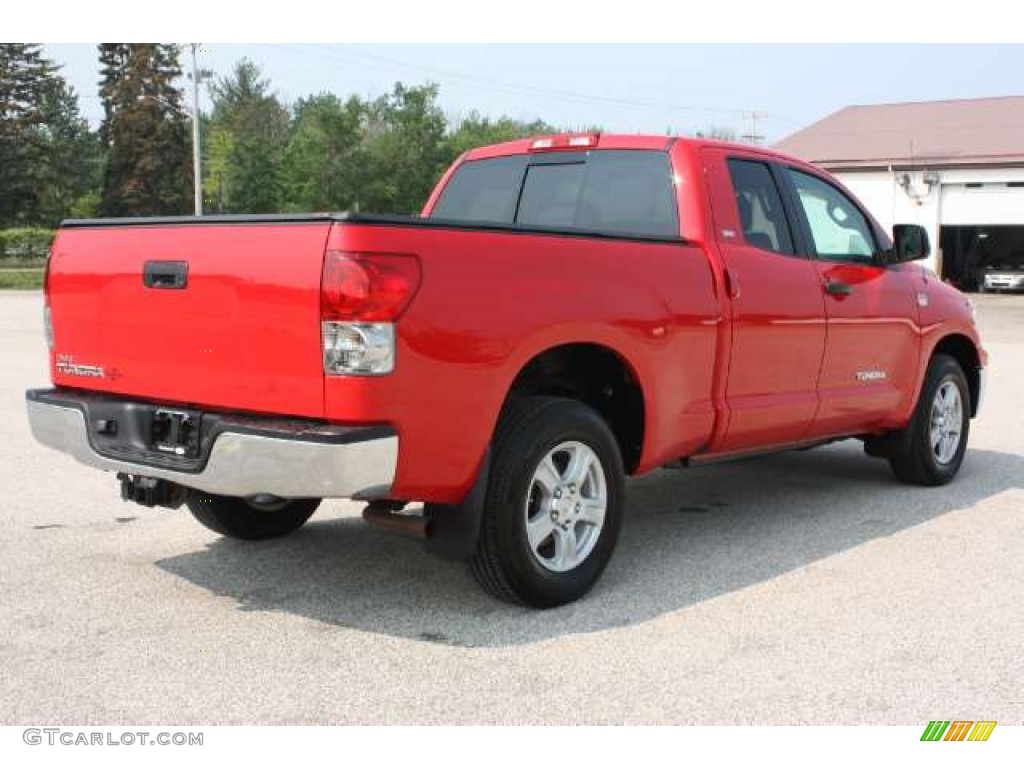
[430,155,526,224]
[430,150,679,238]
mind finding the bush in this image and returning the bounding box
[0,228,55,264]
[69,192,101,220]
[0,268,45,290]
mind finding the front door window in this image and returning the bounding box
[788,169,875,263]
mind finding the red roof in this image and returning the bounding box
[463,133,815,166]
[464,134,674,161]
[775,96,1024,169]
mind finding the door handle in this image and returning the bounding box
[143,261,188,289]
[824,281,852,297]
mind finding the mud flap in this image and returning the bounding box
[863,425,914,459]
[424,447,491,561]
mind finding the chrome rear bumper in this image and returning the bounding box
[26,392,397,499]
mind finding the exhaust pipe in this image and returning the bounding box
[362,500,430,539]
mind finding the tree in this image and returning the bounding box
[358,83,448,213]
[202,118,233,213]
[99,43,192,217]
[694,125,738,142]
[206,59,289,213]
[282,93,365,212]
[97,43,129,145]
[33,77,104,225]
[0,44,58,226]
[445,111,556,162]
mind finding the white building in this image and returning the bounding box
[776,95,1024,289]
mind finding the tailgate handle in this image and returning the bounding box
[143,261,188,289]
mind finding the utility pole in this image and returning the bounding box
[190,43,203,216]
[742,111,767,145]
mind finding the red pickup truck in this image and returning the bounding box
[27,134,986,607]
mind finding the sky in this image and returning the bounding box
[44,44,1024,143]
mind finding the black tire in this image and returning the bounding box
[889,354,970,486]
[470,396,625,608]
[186,491,321,540]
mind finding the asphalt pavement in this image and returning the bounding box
[0,291,1020,724]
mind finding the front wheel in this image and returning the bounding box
[186,491,321,540]
[470,396,625,608]
[889,354,971,486]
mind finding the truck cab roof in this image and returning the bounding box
[461,133,804,165]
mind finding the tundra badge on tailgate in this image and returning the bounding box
[55,354,106,379]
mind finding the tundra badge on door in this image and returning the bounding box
[856,370,888,382]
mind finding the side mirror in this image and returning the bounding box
[892,224,930,262]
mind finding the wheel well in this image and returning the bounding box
[506,344,645,473]
[932,334,981,416]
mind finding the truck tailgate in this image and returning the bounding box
[47,220,331,418]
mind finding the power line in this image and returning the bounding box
[269,43,773,123]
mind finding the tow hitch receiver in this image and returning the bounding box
[151,408,201,458]
[118,473,187,509]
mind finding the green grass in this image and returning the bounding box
[0,258,47,268]
[0,268,45,289]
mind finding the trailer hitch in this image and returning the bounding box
[118,473,187,509]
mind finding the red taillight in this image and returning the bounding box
[43,250,53,349]
[529,133,600,152]
[321,251,421,321]
[43,249,52,297]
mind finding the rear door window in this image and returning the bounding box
[726,159,795,255]
[432,149,679,238]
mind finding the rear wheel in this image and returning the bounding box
[186,491,320,540]
[470,396,625,608]
[889,354,970,486]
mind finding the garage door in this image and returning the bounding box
[941,183,1024,226]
